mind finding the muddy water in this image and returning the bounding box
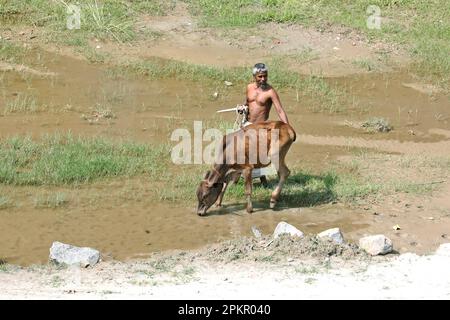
[0,200,369,265]
[1,50,449,265]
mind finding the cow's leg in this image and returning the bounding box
[215,171,241,207]
[215,182,228,208]
[243,168,253,213]
[270,161,290,209]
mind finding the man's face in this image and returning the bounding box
[254,72,268,89]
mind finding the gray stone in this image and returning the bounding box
[359,235,393,255]
[273,222,304,239]
[49,241,100,267]
[318,228,345,244]
[435,243,450,257]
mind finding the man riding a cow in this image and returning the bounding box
[196,63,296,216]
[245,63,290,125]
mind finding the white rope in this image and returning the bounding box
[234,105,249,130]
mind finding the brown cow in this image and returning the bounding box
[196,121,296,216]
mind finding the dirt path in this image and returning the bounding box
[1,243,450,299]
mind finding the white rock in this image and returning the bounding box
[251,226,262,239]
[435,243,450,257]
[318,228,344,244]
[49,241,100,267]
[224,81,233,86]
[273,222,304,239]
[359,235,393,255]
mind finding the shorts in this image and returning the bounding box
[242,122,277,178]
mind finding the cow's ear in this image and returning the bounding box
[204,171,211,179]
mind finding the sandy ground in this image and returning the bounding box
[1,243,450,300]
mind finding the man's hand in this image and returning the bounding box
[236,104,248,115]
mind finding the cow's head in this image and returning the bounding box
[196,170,223,216]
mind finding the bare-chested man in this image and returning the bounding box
[244,63,290,186]
[245,63,289,125]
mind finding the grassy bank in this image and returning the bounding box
[0,134,169,185]
[156,153,450,207]
[0,0,136,42]
[2,1,448,88]
[1,134,447,206]
[0,39,26,64]
[114,57,345,113]
[188,0,450,90]
[0,0,176,43]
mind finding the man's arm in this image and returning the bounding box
[271,89,289,124]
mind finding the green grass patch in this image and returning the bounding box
[332,174,383,202]
[155,168,359,206]
[187,0,450,90]
[0,259,10,272]
[0,0,135,43]
[361,117,393,133]
[158,158,446,206]
[0,39,26,64]
[0,0,177,43]
[0,134,170,186]
[336,152,450,200]
[116,57,345,113]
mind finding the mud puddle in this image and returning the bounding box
[1,49,449,265]
[0,199,369,266]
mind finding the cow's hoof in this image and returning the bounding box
[269,200,276,209]
[215,203,222,208]
[246,207,253,214]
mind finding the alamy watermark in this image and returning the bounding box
[170,121,280,169]
[366,5,381,30]
[66,4,81,30]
